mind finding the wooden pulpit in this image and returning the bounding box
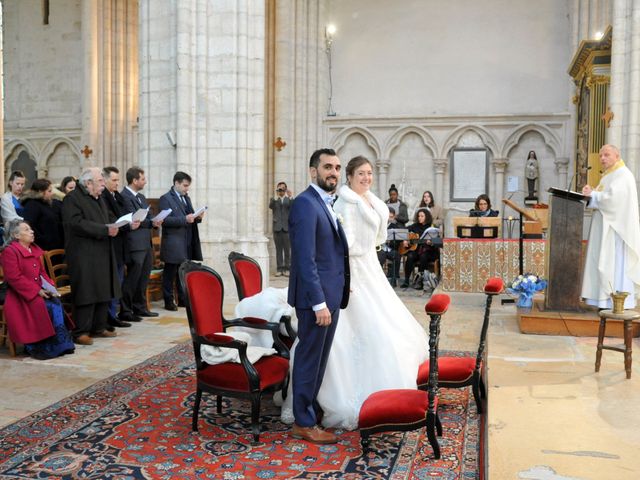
[544,188,587,311]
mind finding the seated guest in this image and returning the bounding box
[1,170,26,225]
[417,190,445,229]
[385,184,409,227]
[470,194,499,217]
[377,206,403,287]
[21,178,65,251]
[0,219,75,360]
[400,208,441,289]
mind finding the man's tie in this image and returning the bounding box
[136,193,144,207]
[181,195,187,206]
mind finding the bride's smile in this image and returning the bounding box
[349,164,373,196]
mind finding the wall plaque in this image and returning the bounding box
[450,148,488,202]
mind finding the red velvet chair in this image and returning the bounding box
[417,277,503,414]
[178,261,290,443]
[358,294,450,459]
[227,251,296,342]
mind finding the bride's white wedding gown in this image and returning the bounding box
[281,185,429,430]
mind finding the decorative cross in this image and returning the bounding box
[81,145,93,158]
[601,107,614,128]
[273,137,287,152]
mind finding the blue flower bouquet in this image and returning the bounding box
[507,274,547,308]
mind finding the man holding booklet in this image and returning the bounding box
[119,167,164,321]
[158,171,205,311]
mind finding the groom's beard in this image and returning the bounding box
[316,176,338,194]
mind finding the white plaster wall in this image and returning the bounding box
[3,0,83,130]
[327,0,574,116]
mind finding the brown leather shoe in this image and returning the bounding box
[291,424,338,444]
[74,334,94,345]
[91,330,117,338]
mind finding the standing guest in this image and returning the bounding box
[59,176,77,195]
[21,178,65,251]
[385,184,409,226]
[0,220,75,359]
[269,181,293,276]
[101,166,140,328]
[417,190,445,230]
[287,148,349,444]
[401,208,440,289]
[582,144,640,309]
[120,167,163,320]
[61,167,120,345]
[1,170,26,225]
[158,171,204,311]
[470,194,499,217]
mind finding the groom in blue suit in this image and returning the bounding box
[288,148,350,444]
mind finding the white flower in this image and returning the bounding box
[527,275,537,282]
[336,214,344,225]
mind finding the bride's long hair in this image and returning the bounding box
[345,155,373,187]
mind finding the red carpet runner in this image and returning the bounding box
[0,344,479,479]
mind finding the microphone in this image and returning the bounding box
[566,166,592,191]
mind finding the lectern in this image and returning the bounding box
[545,188,587,311]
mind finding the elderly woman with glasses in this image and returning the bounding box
[0,219,75,359]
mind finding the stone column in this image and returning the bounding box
[555,157,570,190]
[139,0,269,277]
[433,158,448,207]
[81,0,100,165]
[608,0,629,149]
[376,159,390,198]
[492,158,509,209]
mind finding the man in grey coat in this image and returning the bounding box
[158,171,204,311]
[269,181,293,276]
[62,167,120,345]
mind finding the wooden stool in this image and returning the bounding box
[596,309,640,379]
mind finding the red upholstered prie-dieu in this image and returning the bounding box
[418,357,476,384]
[425,294,450,315]
[358,389,431,430]
[484,277,504,295]
[235,260,262,298]
[198,355,289,392]
[186,271,224,336]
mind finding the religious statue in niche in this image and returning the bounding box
[525,150,539,200]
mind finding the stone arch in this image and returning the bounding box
[501,124,561,158]
[4,140,39,188]
[440,125,499,158]
[40,137,82,183]
[383,126,437,159]
[329,126,382,159]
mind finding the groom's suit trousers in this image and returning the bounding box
[292,306,340,427]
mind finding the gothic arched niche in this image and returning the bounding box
[8,150,37,189]
[388,132,434,210]
[46,142,81,185]
[336,132,377,178]
[506,130,555,205]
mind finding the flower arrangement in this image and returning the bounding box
[507,274,547,308]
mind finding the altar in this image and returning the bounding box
[440,238,546,293]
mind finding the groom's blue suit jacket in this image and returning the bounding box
[287,186,350,311]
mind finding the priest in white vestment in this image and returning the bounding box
[581,144,640,309]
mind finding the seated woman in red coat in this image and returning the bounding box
[0,219,74,359]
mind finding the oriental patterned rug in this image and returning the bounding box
[0,344,480,479]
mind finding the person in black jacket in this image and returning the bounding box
[101,166,141,328]
[158,171,204,311]
[21,178,64,251]
[400,208,441,289]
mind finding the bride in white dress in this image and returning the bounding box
[281,155,429,430]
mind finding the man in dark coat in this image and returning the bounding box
[101,166,141,328]
[62,167,121,345]
[158,171,204,311]
[119,166,163,320]
[269,181,293,276]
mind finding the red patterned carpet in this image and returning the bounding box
[0,344,480,479]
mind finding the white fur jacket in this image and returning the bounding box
[334,185,389,257]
